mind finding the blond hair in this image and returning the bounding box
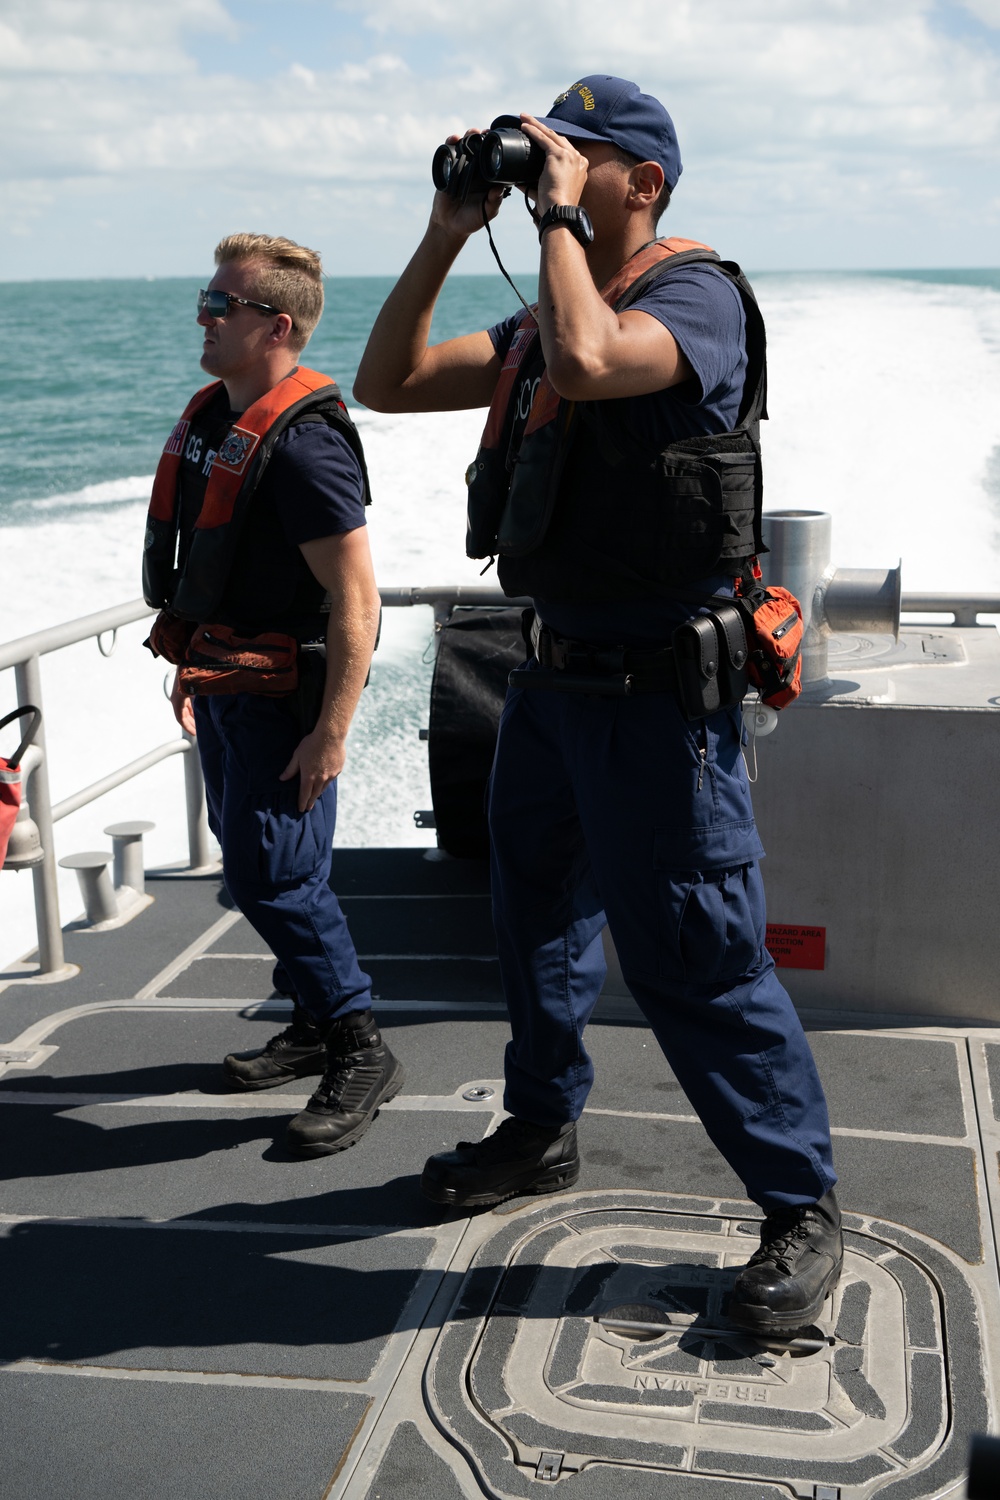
[214,232,324,352]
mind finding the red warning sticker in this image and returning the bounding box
[766,924,826,970]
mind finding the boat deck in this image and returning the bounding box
[1,847,997,1499]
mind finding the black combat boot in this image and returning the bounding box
[223,1003,327,1090]
[284,1009,405,1156]
[421,1117,580,1207]
[728,1190,843,1335]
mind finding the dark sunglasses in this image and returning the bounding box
[197,288,281,318]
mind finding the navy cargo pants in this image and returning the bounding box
[488,663,837,1212]
[194,692,371,1027]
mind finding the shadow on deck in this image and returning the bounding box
[0,849,996,1498]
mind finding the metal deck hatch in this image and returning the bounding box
[427,1193,989,1499]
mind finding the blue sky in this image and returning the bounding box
[1,0,998,279]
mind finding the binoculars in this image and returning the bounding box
[432,115,546,204]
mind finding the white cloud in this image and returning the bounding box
[334,53,409,84]
[0,0,997,272]
[960,0,1000,25]
[288,63,318,91]
[0,0,234,75]
[0,178,56,238]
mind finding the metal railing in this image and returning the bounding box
[2,587,998,976]
[0,601,209,976]
[898,593,1000,627]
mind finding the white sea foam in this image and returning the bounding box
[29,475,154,512]
[756,275,1000,590]
[2,277,999,968]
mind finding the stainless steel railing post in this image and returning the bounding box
[182,732,211,869]
[760,510,833,683]
[13,653,64,975]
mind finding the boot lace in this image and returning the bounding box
[266,1019,318,1054]
[312,1045,380,1112]
[747,1212,811,1276]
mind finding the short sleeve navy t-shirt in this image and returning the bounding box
[226,419,367,630]
[488,262,746,446]
[486,261,747,643]
[253,421,367,544]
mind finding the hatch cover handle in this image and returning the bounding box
[536,1451,564,1480]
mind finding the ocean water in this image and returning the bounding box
[1,269,999,967]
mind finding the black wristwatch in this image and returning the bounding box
[537,204,594,247]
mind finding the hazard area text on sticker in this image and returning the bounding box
[766,924,826,970]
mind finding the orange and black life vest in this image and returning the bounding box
[465,239,768,602]
[142,366,371,626]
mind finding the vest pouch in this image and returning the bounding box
[144,610,195,666]
[142,517,179,610]
[496,408,574,558]
[672,606,749,721]
[652,450,728,584]
[178,624,299,696]
[653,437,759,581]
[465,445,511,559]
[706,448,759,560]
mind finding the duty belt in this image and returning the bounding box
[511,614,680,697]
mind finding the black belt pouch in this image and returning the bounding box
[672,606,749,720]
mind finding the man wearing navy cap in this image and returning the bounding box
[356,76,842,1335]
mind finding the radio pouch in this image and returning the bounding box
[672,605,749,721]
[736,584,803,710]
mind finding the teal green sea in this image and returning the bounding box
[1,268,997,522]
[0,275,538,519]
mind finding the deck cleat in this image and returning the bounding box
[727,1189,843,1335]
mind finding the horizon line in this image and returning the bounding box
[0,265,999,286]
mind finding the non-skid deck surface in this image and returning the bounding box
[1,848,998,1499]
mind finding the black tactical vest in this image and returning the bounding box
[466,246,768,602]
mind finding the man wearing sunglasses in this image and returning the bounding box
[143,232,404,1158]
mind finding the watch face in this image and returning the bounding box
[543,206,593,245]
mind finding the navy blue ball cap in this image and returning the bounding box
[534,75,682,190]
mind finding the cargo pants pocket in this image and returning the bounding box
[655,846,765,988]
